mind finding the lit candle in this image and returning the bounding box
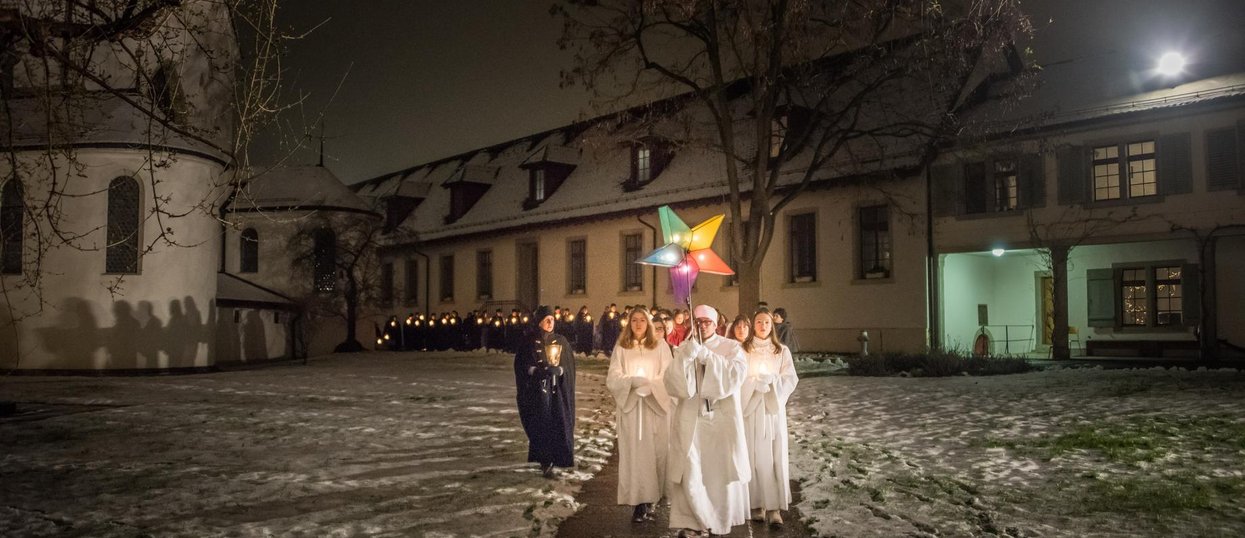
[636,366,646,378]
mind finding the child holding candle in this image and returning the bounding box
[740,309,799,526]
[606,306,673,523]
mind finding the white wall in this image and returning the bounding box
[0,151,223,370]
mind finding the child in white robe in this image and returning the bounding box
[606,307,673,522]
[740,309,798,526]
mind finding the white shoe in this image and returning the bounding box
[751,508,764,521]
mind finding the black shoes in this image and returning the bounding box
[631,503,655,522]
[541,463,556,478]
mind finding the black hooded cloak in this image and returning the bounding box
[514,307,577,468]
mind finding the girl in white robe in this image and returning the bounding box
[606,307,673,522]
[740,310,798,526]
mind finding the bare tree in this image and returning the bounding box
[0,0,291,313]
[287,210,384,353]
[554,0,1033,313]
[1025,206,1148,360]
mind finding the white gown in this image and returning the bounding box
[664,334,751,535]
[606,342,673,505]
[740,341,798,510]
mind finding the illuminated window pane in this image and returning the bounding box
[1093,146,1119,160]
[1093,147,1121,201]
[636,147,652,183]
[1155,265,1182,326]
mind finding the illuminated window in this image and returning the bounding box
[1093,145,1121,201]
[1127,141,1157,198]
[1120,268,1147,326]
[635,146,652,183]
[1093,140,1157,202]
[1154,266,1182,326]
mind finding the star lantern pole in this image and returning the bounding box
[636,205,734,335]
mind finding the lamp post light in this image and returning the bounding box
[1155,51,1186,77]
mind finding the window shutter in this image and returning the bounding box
[930,163,962,217]
[1020,153,1046,208]
[1056,146,1087,205]
[1086,268,1116,327]
[1205,126,1241,191]
[1158,132,1192,195]
[1182,263,1201,326]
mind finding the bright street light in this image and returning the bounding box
[1155,51,1186,77]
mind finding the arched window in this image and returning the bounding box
[1,179,23,274]
[239,228,259,273]
[312,228,335,292]
[106,176,140,274]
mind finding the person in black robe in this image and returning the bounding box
[599,303,622,356]
[514,305,577,478]
[573,305,593,355]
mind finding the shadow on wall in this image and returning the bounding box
[31,296,214,370]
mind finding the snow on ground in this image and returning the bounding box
[0,352,616,538]
[788,366,1245,537]
[6,353,1245,538]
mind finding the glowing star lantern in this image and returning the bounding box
[637,205,735,305]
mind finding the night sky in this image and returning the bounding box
[255,1,596,183]
[256,0,1245,185]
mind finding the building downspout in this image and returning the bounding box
[638,214,658,308]
[925,165,941,351]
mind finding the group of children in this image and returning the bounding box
[605,304,798,536]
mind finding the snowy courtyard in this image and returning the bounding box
[2,353,1244,537]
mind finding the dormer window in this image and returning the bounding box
[627,139,673,191]
[768,107,812,167]
[521,143,578,210]
[443,165,496,224]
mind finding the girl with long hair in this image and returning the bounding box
[740,310,798,526]
[605,306,673,523]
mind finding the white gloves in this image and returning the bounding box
[681,340,710,364]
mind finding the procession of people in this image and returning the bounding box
[379,299,799,536]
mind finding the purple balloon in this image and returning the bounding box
[670,258,700,305]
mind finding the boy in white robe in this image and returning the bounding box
[664,304,751,536]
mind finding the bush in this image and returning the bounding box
[845,349,1037,377]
